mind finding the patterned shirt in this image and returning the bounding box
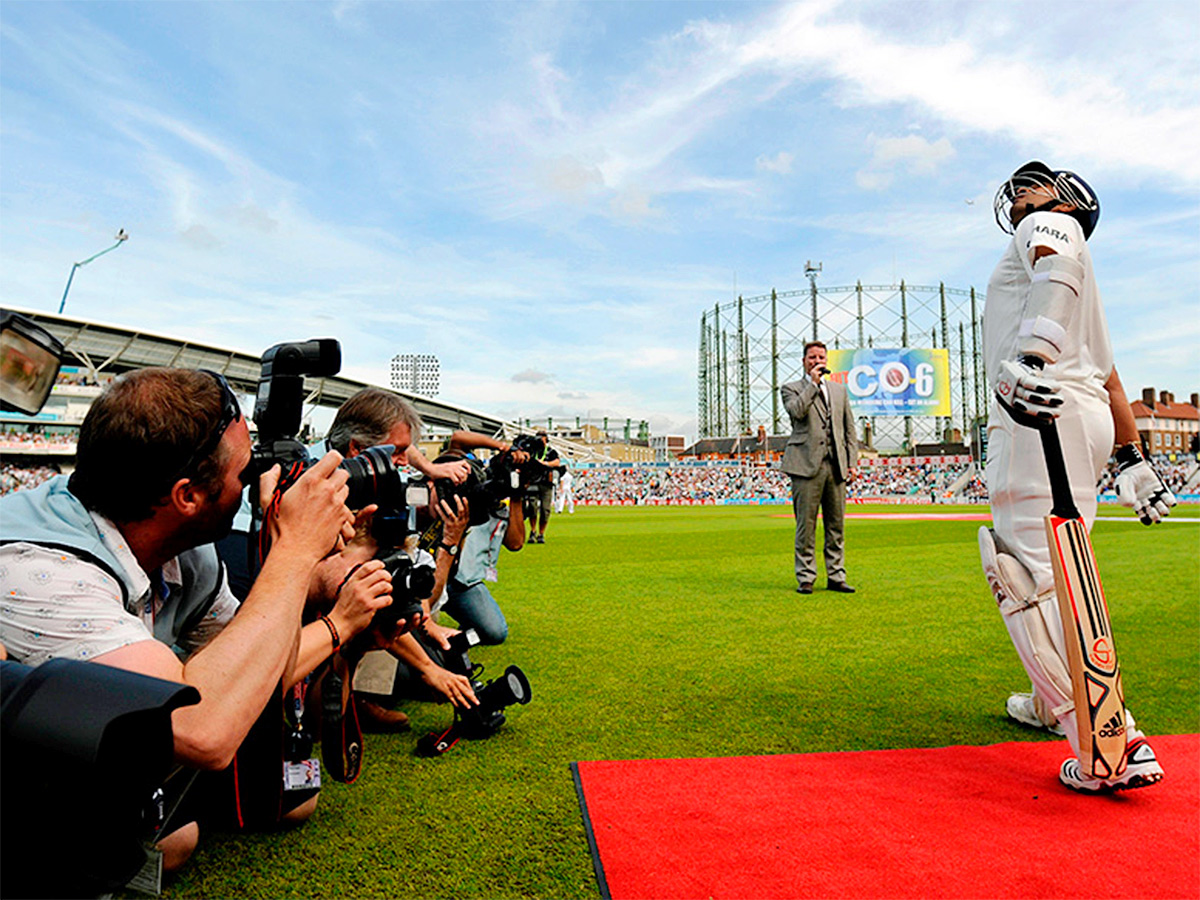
[0,512,238,666]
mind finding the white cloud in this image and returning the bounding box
[512,369,555,384]
[734,2,1200,187]
[756,151,794,174]
[856,134,956,190]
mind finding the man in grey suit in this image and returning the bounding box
[781,341,859,594]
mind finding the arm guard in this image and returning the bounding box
[1018,253,1084,364]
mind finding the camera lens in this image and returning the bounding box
[340,444,399,510]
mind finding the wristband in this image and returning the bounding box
[1115,442,1144,469]
[319,614,341,650]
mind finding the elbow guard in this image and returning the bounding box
[1018,254,1084,364]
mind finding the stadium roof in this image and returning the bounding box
[7,306,506,434]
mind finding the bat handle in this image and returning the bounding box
[1037,419,1081,520]
[998,397,1080,520]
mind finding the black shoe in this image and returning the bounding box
[796,583,813,594]
[827,581,856,593]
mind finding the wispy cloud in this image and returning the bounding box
[1,1,1196,441]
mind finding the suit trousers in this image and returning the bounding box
[790,458,847,586]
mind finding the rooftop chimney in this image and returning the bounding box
[1191,393,1198,409]
[1142,387,1156,408]
[1159,390,1171,405]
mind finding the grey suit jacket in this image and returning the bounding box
[780,377,859,480]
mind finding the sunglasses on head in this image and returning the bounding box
[173,370,243,481]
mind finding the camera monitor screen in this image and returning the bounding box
[1,313,64,415]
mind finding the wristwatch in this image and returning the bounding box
[439,542,458,556]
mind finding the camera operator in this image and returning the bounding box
[317,388,479,724]
[439,430,530,645]
[0,368,389,871]
[523,429,562,544]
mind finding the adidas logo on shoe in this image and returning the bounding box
[1059,738,1164,794]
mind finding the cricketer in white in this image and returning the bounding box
[978,161,1175,793]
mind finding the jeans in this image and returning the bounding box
[443,581,508,645]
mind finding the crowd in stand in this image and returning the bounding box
[2,455,1194,504]
[1,463,61,495]
[573,465,790,503]
[571,454,1195,505]
[572,460,978,504]
[0,429,76,448]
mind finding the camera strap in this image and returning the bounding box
[318,652,363,784]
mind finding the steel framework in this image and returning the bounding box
[698,281,986,450]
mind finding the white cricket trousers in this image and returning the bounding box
[985,394,1113,593]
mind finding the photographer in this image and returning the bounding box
[523,429,561,544]
[318,389,479,722]
[0,368,387,870]
[440,430,530,645]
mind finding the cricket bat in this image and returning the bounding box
[1038,420,1127,779]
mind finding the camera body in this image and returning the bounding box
[374,546,437,631]
[421,436,550,528]
[252,338,341,473]
[511,433,551,488]
[441,628,532,740]
[423,454,517,528]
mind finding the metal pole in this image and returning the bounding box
[737,295,747,433]
[901,280,912,450]
[771,288,780,435]
[959,322,969,438]
[810,274,819,341]
[856,280,864,347]
[940,283,950,444]
[698,312,709,438]
[971,287,983,426]
[721,330,729,436]
[58,231,129,314]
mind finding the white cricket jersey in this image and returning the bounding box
[984,211,1114,406]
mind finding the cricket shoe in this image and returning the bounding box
[1006,692,1065,736]
[1059,739,1164,793]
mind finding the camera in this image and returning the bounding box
[1,658,200,897]
[415,628,532,755]
[421,436,549,528]
[251,338,435,631]
[373,546,437,631]
[251,339,429,513]
[511,433,551,488]
[423,454,515,528]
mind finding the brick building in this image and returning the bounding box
[1132,389,1199,456]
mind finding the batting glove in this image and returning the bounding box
[1114,443,1177,525]
[995,357,1063,420]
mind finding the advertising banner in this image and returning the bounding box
[826,348,951,417]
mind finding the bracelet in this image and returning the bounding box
[319,614,341,650]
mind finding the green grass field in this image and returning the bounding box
[167,504,1200,899]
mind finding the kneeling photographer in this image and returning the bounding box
[0,365,373,877]
[315,388,481,726]
[438,429,537,645]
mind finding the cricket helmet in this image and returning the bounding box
[994,160,1100,239]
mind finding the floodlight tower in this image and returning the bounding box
[804,260,822,340]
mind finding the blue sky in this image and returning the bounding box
[2,1,1197,440]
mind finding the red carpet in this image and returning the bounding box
[571,734,1199,899]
